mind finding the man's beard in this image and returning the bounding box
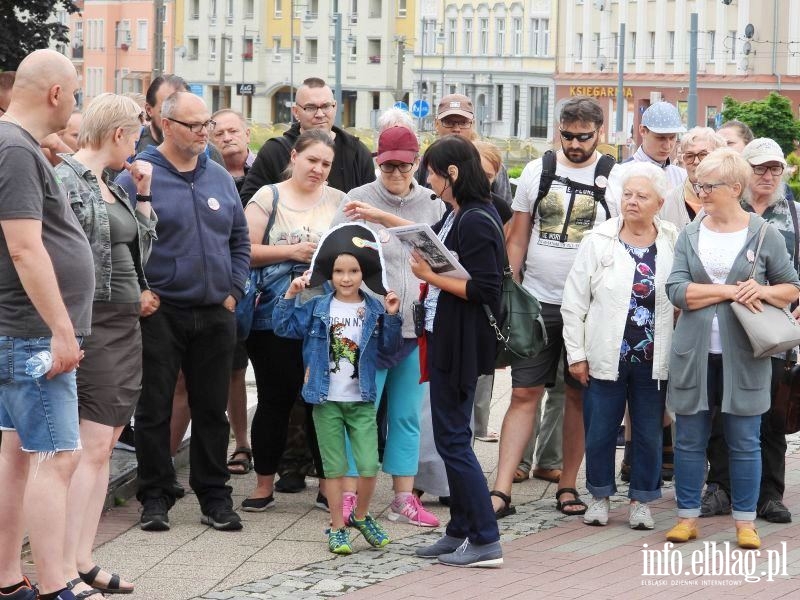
[563,142,598,166]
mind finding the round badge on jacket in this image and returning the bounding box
[207,197,220,211]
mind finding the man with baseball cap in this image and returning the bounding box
[417,94,513,207]
[627,101,687,193]
[701,137,797,525]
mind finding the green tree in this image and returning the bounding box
[721,92,800,155]
[0,0,79,71]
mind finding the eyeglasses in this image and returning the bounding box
[682,151,709,164]
[297,102,336,115]
[166,117,216,133]
[560,129,598,142]
[439,117,473,129]
[378,162,415,173]
[752,164,785,177]
[692,182,728,195]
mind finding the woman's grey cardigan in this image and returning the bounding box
[666,214,800,416]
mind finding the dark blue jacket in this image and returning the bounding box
[116,146,250,307]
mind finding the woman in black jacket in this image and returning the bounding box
[411,135,505,567]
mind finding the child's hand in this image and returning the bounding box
[384,290,400,315]
[285,275,309,298]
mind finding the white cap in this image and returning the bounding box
[742,138,787,166]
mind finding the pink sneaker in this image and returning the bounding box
[388,494,440,527]
[342,493,357,525]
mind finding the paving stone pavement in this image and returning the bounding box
[21,369,800,599]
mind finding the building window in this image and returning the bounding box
[293,37,300,61]
[209,36,216,60]
[274,0,282,17]
[368,0,381,18]
[495,17,505,57]
[648,31,655,60]
[305,39,318,63]
[137,20,148,51]
[210,0,217,24]
[243,38,254,60]
[187,37,199,60]
[424,19,437,55]
[575,33,583,62]
[226,0,234,24]
[245,0,254,19]
[367,38,381,63]
[349,40,357,63]
[729,30,737,61]
[225,36,233,61]
[398,0,407,17]
[611,32,618,60]
[529,86,549,138]
[629,31,637,61]
[593,32,600,59]
[463,17,473,54]
[189,0,199,19]
[668,31,675,61]
[479,18,488,55]
[707,30,716,62]
[531,18,549,57]
[496,84,503,121]
[512,17,522,56]
[447,18,456,55]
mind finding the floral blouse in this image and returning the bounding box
[620,241,657,363]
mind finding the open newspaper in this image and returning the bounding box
[388,223,471,280]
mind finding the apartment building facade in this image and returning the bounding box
[414,1,559,138]
[63,1,174,108]
[558,0,800,145]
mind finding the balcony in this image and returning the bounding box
[368,55,380,64]
[72,44,84,59]
[242,52,253,61]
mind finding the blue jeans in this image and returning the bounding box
[674,354,762,521]
[583,360,665,503]
[0,336,80,453]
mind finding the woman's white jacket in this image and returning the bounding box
[561,216,679,382]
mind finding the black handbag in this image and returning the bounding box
[773,355,800,435]
[460,209,548,368]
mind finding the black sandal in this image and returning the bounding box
[226,446,253,475]
[490,490,517,519]
[79,565,134,594]
[555,487,588,516]
[67,576,104,599]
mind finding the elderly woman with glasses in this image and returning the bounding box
[661,127,727,229]
[562,163,678,531]
[331,125,446,528]
[665,148,800,550]
[55,93,157,598]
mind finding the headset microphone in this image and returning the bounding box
[430,193,438,200]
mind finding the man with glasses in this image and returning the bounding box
[699,138,798,526]
[117,91,250,533]
[488,96,621,520]
[240,77,374,202]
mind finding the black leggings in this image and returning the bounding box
[246,330,324,478]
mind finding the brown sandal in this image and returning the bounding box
[512,468,530,483]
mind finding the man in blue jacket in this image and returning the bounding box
[117,91,251,532]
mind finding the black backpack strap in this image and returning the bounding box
[593,153,616,219]
[262,184,280,245]
[532,150,557,221]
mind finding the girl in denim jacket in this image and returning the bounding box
[273,224,402,554]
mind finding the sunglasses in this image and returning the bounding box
[560,129,598,142]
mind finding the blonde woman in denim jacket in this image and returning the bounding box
[55,93,156,598]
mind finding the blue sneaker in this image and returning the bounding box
[0,577,37,600]
[350,512,390,548]
[327,527,352,555]
[437,539,503,568]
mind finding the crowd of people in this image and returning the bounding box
[1,48,799,599]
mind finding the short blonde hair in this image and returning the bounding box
[694,147,751,196]
[78,93,143,149]
[678,126,726,154]
[473,140,502,177]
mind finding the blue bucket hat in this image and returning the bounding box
[641,102,686,134]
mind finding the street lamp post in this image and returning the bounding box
[332,13,342,128]
[418,20,426,130]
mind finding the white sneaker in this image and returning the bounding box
[628,502,654,530]
[584,497,610,526]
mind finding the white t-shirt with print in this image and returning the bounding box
[511,152,620,304]
[327,298,366,402]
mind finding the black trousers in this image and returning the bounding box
[135,303,235,512]
[706,357,787,504]
[246,330,324,478]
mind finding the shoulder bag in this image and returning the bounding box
[729,222,800,359]
[459,208,548,368]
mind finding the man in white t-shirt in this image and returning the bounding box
[489,96,620,518]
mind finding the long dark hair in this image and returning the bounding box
[423,135,490,205]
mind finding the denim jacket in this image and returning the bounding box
[56,154,157,301]
[273,291,402,404]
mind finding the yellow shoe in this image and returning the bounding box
[736,527,760,550]
[666,522,698,543]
